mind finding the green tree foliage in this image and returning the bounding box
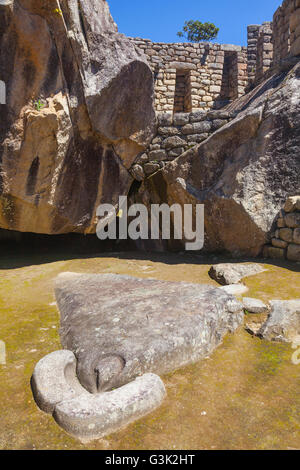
[177,20,219,42]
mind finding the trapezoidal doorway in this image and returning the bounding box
[173,70,192,114]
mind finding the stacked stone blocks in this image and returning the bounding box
[131,38,248,113]
[130,110,233,180]
[264,196,300,262]
[273,0,300,65]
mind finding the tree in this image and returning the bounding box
[177,20,219,42]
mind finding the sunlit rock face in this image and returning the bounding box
[136,63,300,257]
[0,0,156,234]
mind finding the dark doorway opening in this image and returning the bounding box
[218,51,238,106]
[174,70,192,114]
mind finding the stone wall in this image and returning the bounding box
[247,25,260,86]
[130,110,233,180]
[130,38,248,113]
[273,0,300,65]
[255,22,274,83]
[264,196,300,262]
[129,1,300,111]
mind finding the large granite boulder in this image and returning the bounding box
[135,62,300,256]
[0,0,155,234]
[55,272,244,394]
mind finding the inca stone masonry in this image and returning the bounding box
[130,0,300,114]
[128,0,300,182]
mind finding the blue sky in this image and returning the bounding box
[108,0,281,46]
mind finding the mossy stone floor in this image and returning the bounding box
[0,249,299,449]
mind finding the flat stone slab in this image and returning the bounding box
[31,273,244,441]
[209,263,266,286]
[55,273,244,394]
[31,350,165,442]
[258,300,300,343]
[219,284,249,296]
[242,297,269,314]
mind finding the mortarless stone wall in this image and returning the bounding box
[264,196,300,262]
[130,110,234,180]
[273,0,300,65]
[130,38,248,113]
[128,0,300,182]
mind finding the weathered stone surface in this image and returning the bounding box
[157,113,173,127]
[259,300,300,343]
[0,0,155,234]
[54,373,166,442]
[242,297,268,314]
[266,246,286,259]
[284,196,300,212]
[173,113,189,126]
[287,243,300,261]
[31,350,165,441]
[31,350,87,414]
[55,272,244,394]
[162,136,186,149]
[138,64,300,256]
[272,238,288,249]
[279,228,293,242]
[144,162,160,175]
[218,284,249,296]
[209,263,266,286]
[294,228,300,245]
[285,212,300,228]
[130,164,145,182]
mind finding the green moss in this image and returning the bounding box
[0,254,299,449]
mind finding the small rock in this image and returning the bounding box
[168,147,185,158]
[209,263,266,286]
[148,149,167,161]
[144,163,160,175]
[130,164,145,182]
[157,113,173,127]
[189,111,206,123]
[173,113,189,126]
[158,127,179,137]
[258,299,300,343]
[284,196,300,213]
[242,297,268,314]
[162,136,186,150]
[219,284,249,296]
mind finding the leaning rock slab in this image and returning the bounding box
[209,263,266,285]
[55,272,244,394]
[31,350,165,441]
[258,300,300,343]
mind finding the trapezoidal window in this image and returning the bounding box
[174,70,192,114]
